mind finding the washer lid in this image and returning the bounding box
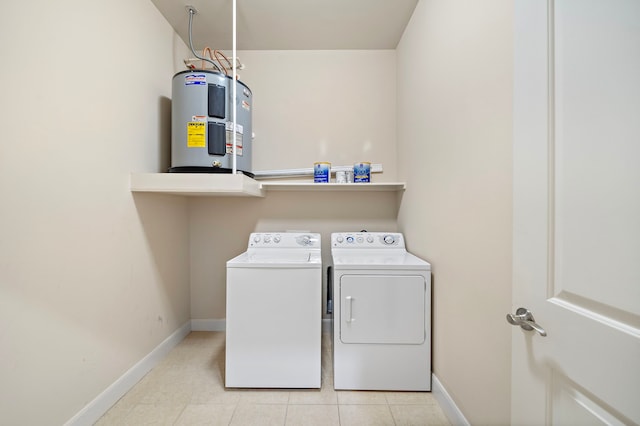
[227,251,322,268]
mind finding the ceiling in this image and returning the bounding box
[150,0,419,50]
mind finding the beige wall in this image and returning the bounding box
[396,0,513,424]
[0,0,515,423]
[188,50,399,321]
[238,50,398,180]
[189,192,399,321]
[0,0,191,424]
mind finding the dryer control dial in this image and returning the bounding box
[383,234,396,245]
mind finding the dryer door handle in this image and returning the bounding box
[345,296,354,323]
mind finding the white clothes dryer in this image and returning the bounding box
[330,232,432,391]
[226,232,322,388]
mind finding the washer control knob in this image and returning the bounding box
[383,234,395,245]
[273,235,281,243]
[357,237,364,243]
[301,235,311,246]
[336,236,344,243]
[346,236,354,243]
[253,235,261,243]
[367,235,374,243]
[264,235,272,243]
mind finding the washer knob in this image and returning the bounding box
[264,235,272,243]
[383,234,395,245]
[301,235,311,246]
[253,235,261,243]
[273,235,281,243]
[346,236,354,243]
[336,236,344,243]
[367,235,374,243]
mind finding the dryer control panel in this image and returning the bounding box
[331,232,404,248]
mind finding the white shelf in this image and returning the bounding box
[130,173,264,197]
[261,182,405,192]
[130,173,405,197]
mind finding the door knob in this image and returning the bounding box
[507,307,547,337]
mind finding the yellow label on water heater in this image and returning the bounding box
[187,122,206,148]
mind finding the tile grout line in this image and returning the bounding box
[227,399,240,426]
[171,403,185,426]
[283,392,290,426]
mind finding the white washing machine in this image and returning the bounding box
[226,232,322,388]
[331,232,432,391]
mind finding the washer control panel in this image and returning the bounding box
[331,232,404,248]
[249,232,320,248]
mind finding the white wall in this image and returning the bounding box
[396,0,513,424]
[0,0,191,424]
[188,50,399,321]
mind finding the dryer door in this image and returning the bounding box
[339,274,426,344]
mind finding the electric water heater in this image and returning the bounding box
[170,70,253,176]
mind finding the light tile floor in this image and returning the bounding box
[96,332,450,425]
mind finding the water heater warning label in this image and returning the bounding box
[225,122,244,155]
[187,122,206,148]
[226,131,243,155]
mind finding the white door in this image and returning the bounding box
[512,0,640,424]
[340,275,426,344]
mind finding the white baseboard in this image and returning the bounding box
[432,374,470,426]
[190,318,226,331]
[190,319,330,333]
[64,321,191,426]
